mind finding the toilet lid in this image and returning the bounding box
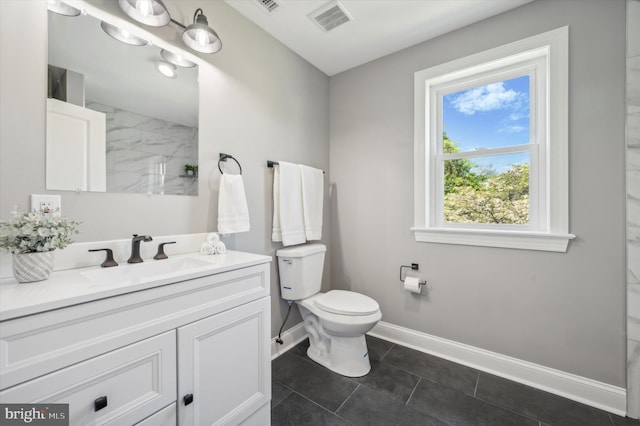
[314,290,379,316]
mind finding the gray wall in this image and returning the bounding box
[0,0,330,337]
[329,0,626,387]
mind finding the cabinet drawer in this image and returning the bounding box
[0,331,176,426]
[135,403,176,426]
[0,264,269,389]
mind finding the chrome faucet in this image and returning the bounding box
[127,234,153,263]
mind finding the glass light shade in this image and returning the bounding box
[182,13,222,54]
[156,60,177,79]
[119,0,170,26]
[47,0,81,17]
[101,21,148,46]
[160,49,196,68]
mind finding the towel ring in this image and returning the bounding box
[218,153,242,175]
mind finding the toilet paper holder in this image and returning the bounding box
[400,264,426,286]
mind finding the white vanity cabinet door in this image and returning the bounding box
[177,297,271,426]
[0,331,176,426]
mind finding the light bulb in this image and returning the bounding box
[156,61,177,79]
[135,0,153,17]
[195,29,209,47]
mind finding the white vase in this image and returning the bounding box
[12,251,55,283]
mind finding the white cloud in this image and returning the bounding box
[450,82,525,116]
[498,125,526,134]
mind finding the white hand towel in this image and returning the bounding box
[206,232,220,244]
[300,164,324,241]
[200,242,215,255]
[212,241,226,255]
[217,173,250,234]
[271,161,305,246]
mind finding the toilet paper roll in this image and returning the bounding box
[404,276,422,294]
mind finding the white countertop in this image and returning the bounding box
[0,251,271,321]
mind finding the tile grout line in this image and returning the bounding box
[335,383,361,415]
[406,377,422,406]
[473,372,480,397]
[380,342,395,361]
[287,389,355,424]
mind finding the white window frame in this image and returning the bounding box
[413,27,574,252]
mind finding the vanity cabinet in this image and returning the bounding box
[0,257,271,426]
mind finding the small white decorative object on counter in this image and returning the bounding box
[200,235,226,256]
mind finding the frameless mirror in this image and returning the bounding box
[47,9,199,195]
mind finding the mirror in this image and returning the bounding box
[47,9,199,196]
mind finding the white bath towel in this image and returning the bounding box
[272,161,306,246]
[300,164,323,240]
[217,173,250,234]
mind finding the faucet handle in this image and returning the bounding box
[154,242,176,260]
[89,248,118,268]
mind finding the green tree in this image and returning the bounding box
[442,133,485,193]
[444,164,530,224]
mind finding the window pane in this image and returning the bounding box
[442,75,530,152]
[443,152,530,224]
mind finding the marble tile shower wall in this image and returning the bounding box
[87,102,198,196]
[628,0,640,419]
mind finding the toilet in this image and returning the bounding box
[277,243,381,377]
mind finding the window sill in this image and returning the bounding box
[411,227,575,252]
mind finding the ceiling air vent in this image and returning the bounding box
[254,0,281,14]
[310,1,353,32]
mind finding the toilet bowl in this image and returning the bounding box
[277,244,382,377]
[297,290,381,377]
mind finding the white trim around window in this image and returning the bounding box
[413,27,574,252]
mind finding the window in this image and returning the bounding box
[413,27,574,252]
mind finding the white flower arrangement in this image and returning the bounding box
[0,208,80,254]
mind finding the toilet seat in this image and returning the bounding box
[314,290,379,316]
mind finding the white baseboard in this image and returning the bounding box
[271,322,307,360]
[369,321,627,416]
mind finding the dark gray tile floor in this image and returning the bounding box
[271,335,639,426]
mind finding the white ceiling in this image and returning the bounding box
[225,0,533,76]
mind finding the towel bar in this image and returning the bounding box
[219,153,242,175]
[266,160,325,174]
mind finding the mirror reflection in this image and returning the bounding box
[47,10,199,195]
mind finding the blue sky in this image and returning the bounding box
[442,75,530,173]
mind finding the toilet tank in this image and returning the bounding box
[276,244,326,301]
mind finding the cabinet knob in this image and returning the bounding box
[94,396,108,411]
[183,393,194,406]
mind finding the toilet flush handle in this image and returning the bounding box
[282,259,292,264]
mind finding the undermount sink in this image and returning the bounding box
[81,256,213,285]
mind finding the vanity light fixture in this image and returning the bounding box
[100,21,149,46]
[160,49,196,68]
[118,0,222,54]
[156,60,177,79]
[118,0,170,27]
[181,9,223,54]
[47,0,81,17]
